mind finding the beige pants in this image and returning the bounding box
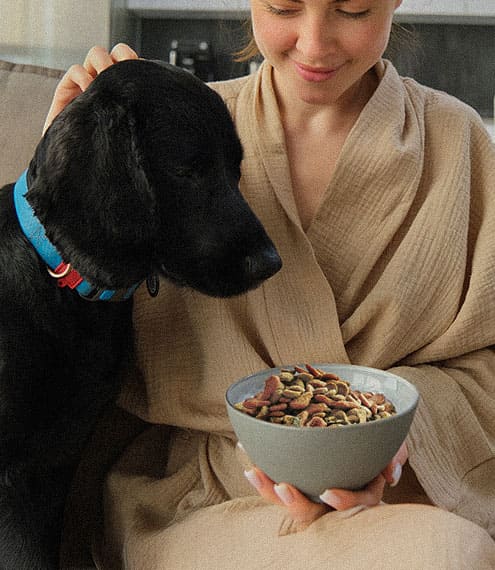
[62,409,495,570]
[95,499,495,570]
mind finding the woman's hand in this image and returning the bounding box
[42,43,139,134]
[244,441,408,523]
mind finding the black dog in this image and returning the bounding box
[0,59,281,569]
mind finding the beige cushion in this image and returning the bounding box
[0,60,64,187]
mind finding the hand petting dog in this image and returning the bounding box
[43,44,138,134]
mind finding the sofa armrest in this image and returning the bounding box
[0,60,65,187]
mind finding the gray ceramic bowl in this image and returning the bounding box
[226,363,419,502]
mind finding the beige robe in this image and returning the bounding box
[63,60,495,568]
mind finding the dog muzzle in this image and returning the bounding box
[13,169,143,302]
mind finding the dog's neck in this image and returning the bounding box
[13,169,141,301]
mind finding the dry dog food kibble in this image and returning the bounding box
[234,364,397,427]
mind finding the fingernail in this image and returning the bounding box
[274,483,295,505]
[244,469,261,490]
[319,490,342,508]
[390,463,402,487]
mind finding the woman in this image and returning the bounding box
[49,1,495,568]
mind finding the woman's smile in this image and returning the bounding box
[292,60,344,82]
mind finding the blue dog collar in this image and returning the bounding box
[13,169,141,301]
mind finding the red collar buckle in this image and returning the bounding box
[47,262,83,290]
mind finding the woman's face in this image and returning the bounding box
[250,0,402,107]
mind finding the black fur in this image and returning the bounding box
[0,59,281,569]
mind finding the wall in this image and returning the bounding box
[389,23,494,118]
[0,0,112,69]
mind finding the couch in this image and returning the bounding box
[0,60,65,187]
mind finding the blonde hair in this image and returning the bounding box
[233,20,259,62]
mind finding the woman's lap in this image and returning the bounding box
[113,499,495,570]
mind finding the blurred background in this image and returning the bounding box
[0,0,493,136]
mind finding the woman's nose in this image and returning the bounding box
[295,15,337,61]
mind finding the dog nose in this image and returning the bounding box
[243,248,282,283]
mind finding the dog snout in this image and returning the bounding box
[242,247,282,284]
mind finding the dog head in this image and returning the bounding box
[24,59,281,298]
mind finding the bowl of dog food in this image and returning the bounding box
[226,363,419,502]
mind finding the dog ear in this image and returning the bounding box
[26,86,159,284]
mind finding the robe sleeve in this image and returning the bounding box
[390,348,495,537]
[388,117,495,537]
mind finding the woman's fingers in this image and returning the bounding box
[245,465,386,517]
[320,473,386,510]
[55,64,94,103]
[242,443,410,519]
[83,45,116,77]
[83,43,138,76]
[43,43,139,134]
[320,442,409,510]
[382,441,409,486]
[110,42,139,63]
[273,482,329,522]
[42,64,93,134]
[244,467,328,523]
